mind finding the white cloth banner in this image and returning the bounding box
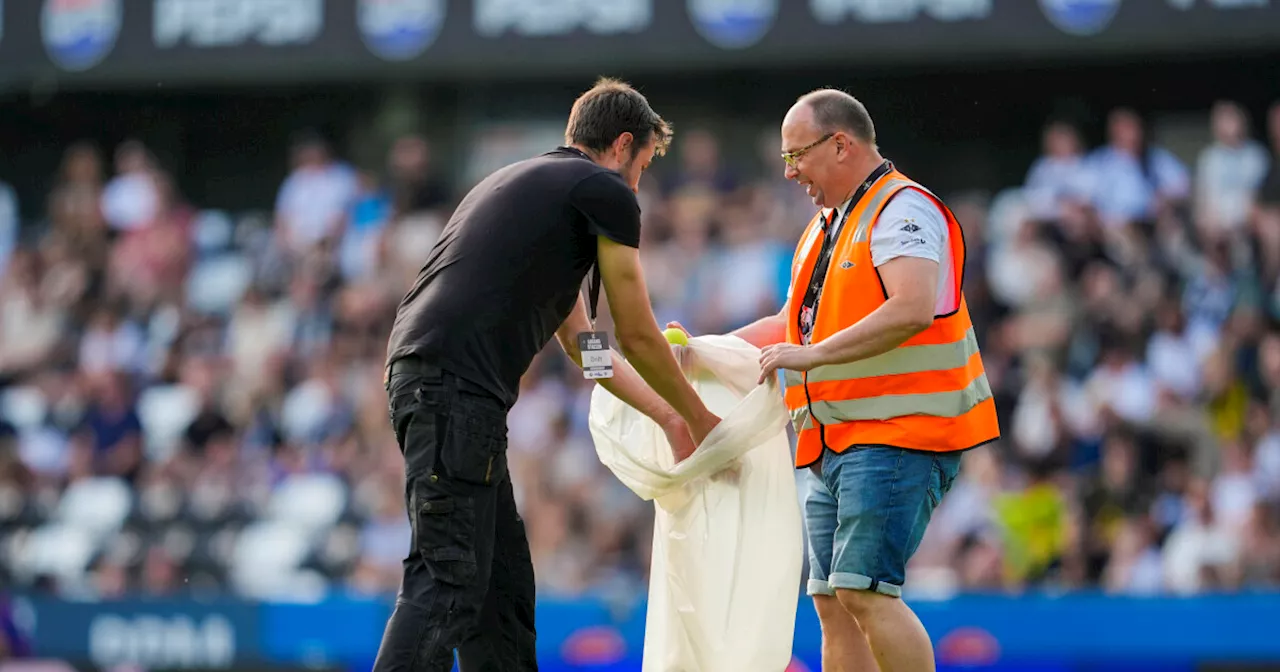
[588,334,803,672]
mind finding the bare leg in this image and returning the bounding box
[813,594,880,672]
[837,589,934,672]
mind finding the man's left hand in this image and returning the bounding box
[758,343,821,384]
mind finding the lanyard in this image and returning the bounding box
[800,160,893,338]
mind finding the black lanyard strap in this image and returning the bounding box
[799,160,893,340]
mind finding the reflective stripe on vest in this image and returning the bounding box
[784,326,980,387]
[806,373,992,424]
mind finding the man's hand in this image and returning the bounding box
[660,415,698,462]
[665,321,691,338]
[758,342,822,385]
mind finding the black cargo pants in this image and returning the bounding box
[371,357,538,672]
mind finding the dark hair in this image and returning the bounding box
[565,77,672,158]
[798,88,876,148]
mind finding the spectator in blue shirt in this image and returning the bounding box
[1088,108,1190,229]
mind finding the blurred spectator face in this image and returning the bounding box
[390,135,430,177]
[680,129,720,177]
[1210,102,1248,146]
[1044,123,1081,159]
[1268,101,1280,144]
[115,140,151,175]
[1108,109,1144,155]
[62,142,103,184]
[292,138,331,170]
[1260,333,1280,388]
[1154,297,1185,334]
[1102,434,1136,489]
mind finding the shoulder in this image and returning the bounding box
[880,186,947,227]
[570,170,638,209]
[571,168,631,192]
[869,186,949,264]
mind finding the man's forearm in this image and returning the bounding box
[555,297,680,427]
[617,332,708,426]
[730,312,787,349]
[598,351,679,425]
[811,299,931,367]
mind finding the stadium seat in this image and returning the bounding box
[192,210,236,256]
[986,187,1030,245]
[228,521,312,599]
[279,379,335,445]
[54,477,133,541]
[266,473,348,539]
[0,386,47,432]
[136,384,201,462]
[12,523,97,585]
[185,254,253,315]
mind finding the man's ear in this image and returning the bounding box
[613,132,635,160]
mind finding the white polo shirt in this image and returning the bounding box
[827,188,958,315]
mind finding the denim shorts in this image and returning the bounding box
[804,445,962,598]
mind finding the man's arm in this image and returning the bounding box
[555,294,699,461]
[757,256,939,382]
[596,237,720,444]
[810,256,938,366]
[728,308,788,349]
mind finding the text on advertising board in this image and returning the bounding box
[811,0,992,24]
[89,613,237,669]
[153,0,323,48]
[474,0,651,37]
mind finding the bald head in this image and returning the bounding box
[792,89,876,148]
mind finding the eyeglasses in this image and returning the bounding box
[781,133,834,169]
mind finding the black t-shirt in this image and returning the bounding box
[385,147,642,407]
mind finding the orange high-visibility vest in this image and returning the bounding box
[783,168,1000,469]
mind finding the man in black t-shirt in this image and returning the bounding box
[375,78,721,672]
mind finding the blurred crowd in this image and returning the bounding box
[1,96,1279,603]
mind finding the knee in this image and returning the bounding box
[813,594,857,632]
[836,587,893,620]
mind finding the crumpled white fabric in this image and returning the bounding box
[588,334,803,672]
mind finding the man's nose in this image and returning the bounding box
[784,163,799,180]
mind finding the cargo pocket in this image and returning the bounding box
[415,492,478,587]
[439,393,509,487]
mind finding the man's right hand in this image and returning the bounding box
[660,415,698,462]
[665,321,691,338]
[687,411,722,446]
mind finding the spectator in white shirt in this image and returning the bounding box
[274,132,358,256]
[101,140,160,233]
[1023,121,1095,224]
[1195,101,1270,237]
[1088,108,1191,229]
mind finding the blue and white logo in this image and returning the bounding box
[688,0,777,50]
[1038,0,1122,36]
[41,0,122,72]
[358,0,444,62]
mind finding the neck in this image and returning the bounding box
[833,152,886,206]
[569,144,604,163]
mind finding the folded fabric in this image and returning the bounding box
[589,334,803,672]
